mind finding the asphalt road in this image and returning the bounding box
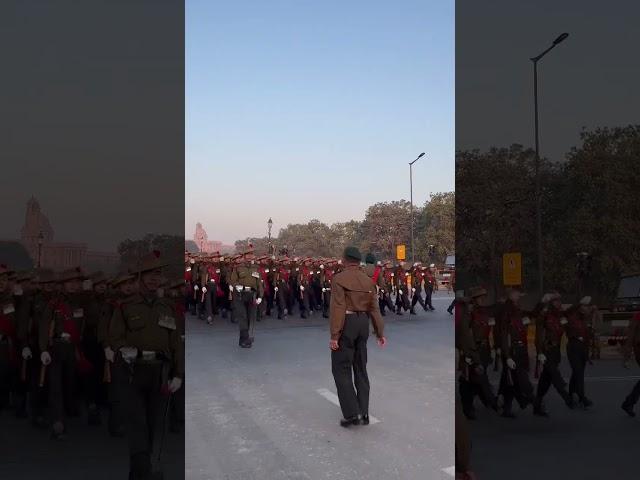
[185,293,455,480]
[468,352,640,479]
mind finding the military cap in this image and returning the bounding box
[0,264,14,277]
[15,270,34,283]
[365,253,376,265]
[579,295,592,306]
[58,267,86,282]
[110,272,136,287]
[131,250,169,274]
[90,271,108,285]
[343,246,362,262]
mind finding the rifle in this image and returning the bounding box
[493,349,500,372]
[534,358,541,379]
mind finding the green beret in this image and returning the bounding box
[365,253,376,264]
[343,246,362,262]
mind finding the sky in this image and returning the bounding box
[186,0,454,244]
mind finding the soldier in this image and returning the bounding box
[329,247,386,427]
[108,251,183,479]
[497,288,535,418]
[0,264,18,414]
[229,251,264,348]
[39,267,88,439]
[363,253,385,293]
[409,263,428,314]
[621,310,640,416]
[565,296,594,408]
[533,292,575,416]
[379,262,396,316]
[394,263,410,315]
[166,278,186,433]
[424,265,436,311]
[458,287,498,419]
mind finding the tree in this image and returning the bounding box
[416,192,455,264]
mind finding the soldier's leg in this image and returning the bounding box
[0,346,10,411]
[395,292,403,315]
[48,344,66,436]
[410,292,418,314]
[235,293,250,346]
[122,362,153,480]
[204,287,214,324]
[622,380,640,412]
[108,357,125,436]
[426,288,435,310]
[498,367,515,417]
[331,317,360,420]
[323,290,331,318]
[352,316,370,417]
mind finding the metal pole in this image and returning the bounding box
[410,163,414,263]
[533,59,543,296]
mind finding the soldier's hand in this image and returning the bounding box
[537,353,547,364]
[506,358,516,370]
[329,339,339,351]
[41,351,52,365]
[624,360,631,369]
[22,347,32,360]
[377,336,387,348]
[168,377,183,393]
[255,297,263,305]
[104,347,115,363]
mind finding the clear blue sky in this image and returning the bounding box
[186,0,454,244]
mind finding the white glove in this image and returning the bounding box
[229,284,233,291]
[300,286,305,291]
[202,286,207,293]
[82,279,93,291]
[256,297,262,305]
[541,293,551,303]
[465,356,473,365]
[13,285,24,296]
[104,347,115,362]
[168,377,183,393]
[537,353,547,364]
[322,288,326,293]
[22,347,32,360]
[506,358,516,370]
[41,351,52,365]
[120,347,138,363]
[399,289,403,295]
[412,288,416,293]
[194,285,199,291]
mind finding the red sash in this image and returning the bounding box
[372,266,382,284]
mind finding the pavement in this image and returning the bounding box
[185,292,455,480]
[467,353,640,479]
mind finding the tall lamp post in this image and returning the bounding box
[267,217,273,254]
[37,230,44,267]
[409,152,425,263]
[531,32,569,296]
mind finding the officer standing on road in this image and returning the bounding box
[229,252,264,348]
[329,247,386,427]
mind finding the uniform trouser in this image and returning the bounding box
[411,289,427,311]
[118,360,167,479]
[81,336,105,410]
[499,345,534,411]
[459,345,496,413]
[395,290,409,312]
[275,282,287,316]
[425,287,434,308]
[379,290,395,314]
[536,345,570,404]
[312,284,322,310]
[48,340,77,425]
[170,378,185,430]
[567,338,588,400]
[455,396,472,474]
[447,299,456,313]
[623,356,640,407]
[233,291,256,342]
[0,342,13,410]
[322,289,331,317]
[331,313,370,419]
[299,287,311,316]
[204,283,218,319]
[105,358,123,431]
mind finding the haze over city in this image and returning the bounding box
[186,0,454,244]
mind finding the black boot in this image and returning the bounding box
[621,400,636,417]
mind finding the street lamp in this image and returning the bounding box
[267,217,273,254]
[409,152,425,263]
[531,32,569,296]
[37,230,44,267]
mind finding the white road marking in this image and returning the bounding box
[316,388,380,424]
[442,466,455,476]
[585,375,640,382]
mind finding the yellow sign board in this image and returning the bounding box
[503,253,522,286]
[396,244,406,260]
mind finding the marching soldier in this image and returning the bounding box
[622,310,640,416]
[329,247,386,427]
[394,263,410,315]
[107,251,183,479]
[229,252,264,348]
[458,287,498,419]
[380,262,396,316]
[565,296,595,408]
[497,288,535,418]
[0,265,18,414]
[409,263,428,314]
[533,292,575,416]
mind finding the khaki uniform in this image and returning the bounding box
[229,265,264,346]
[329,265,384,420]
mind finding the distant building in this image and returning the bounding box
[193,222,233,254]
[6,196,120,272]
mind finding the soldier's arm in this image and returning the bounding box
[108,305,127,351]
[96,303,113,347]
[329,278,347,341]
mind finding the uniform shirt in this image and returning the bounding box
[624,312,640,362]
[329,264,384,341]
[566,308,589,340]
[0,290,17,341]
[469,304,494,343]
[364,264,385,289]
[535,306,566,353]
[229,266,264,297]
[108,293,184,377]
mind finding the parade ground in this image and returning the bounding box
[185,293,455,480]
[470,353,640,479]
